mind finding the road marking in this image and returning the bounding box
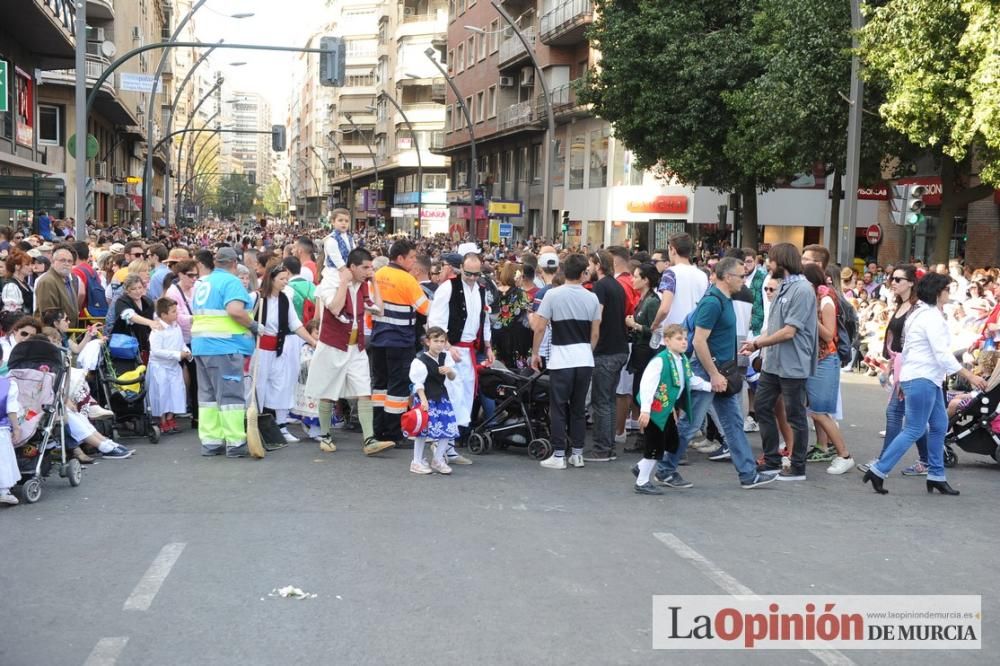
[653,533,856,666]
[83,637,128,666]
[123,542,186,611]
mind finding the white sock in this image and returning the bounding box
[637,458,656,486]
[446,441,458,458]
[554,450,565,458]
[571,447,582,457]
[413,437,426,465]
[97,439,116,454]
[276,409,290,425]
[432,439,447,464]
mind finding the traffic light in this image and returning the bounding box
[904,185,926,225]
[319,36,346,87]
[246,171,256,186]
[271,125,286,152]
[561,210,569,233]
[889,184,908,226]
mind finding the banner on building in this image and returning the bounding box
[15,67,33,147]
[0,60,8,113]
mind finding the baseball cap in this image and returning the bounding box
[215,247,239,264]
[457,241,480,255]
[539,252,559,270]
[109,242,125,254]
[442,253,463,269]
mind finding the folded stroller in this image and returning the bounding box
[96,343,160,443]
[470,366,552,459]
[8,339,81,504]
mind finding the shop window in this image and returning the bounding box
[589,127,609,188]
[569,134,585,190]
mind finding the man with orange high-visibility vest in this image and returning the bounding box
[370,239,430,445]
[191,247,257,457]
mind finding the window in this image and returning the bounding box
[613,141,644,186]
[569,133,585,189]
[445,104,453,132]
[589,127,609,188]
[458,0,466,14]
[476,91,485,123]
[467,37,475,69]
[479,28,488,60]
[424,174,447,190]
[448,0,455,20]
[456,43,464,72]
[487,85,497,119]
[465,96,473,125]
[489,19,501,53]
[38,104,61,146]
[448,49,455,72]
[346,39,377,58]
[530,143,542,183]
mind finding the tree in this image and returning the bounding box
[261,178,284,216]
[859,0,1000,262]
[213,173,257,220]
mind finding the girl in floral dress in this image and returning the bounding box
[491,263,533,369]
[408,327,459,475]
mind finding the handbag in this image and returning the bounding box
[715,359,744,397]
[108,333,139,360]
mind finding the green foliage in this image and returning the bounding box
[261,178,284,216]
[213,173,257,219]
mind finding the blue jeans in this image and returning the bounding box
[656,363,758,484]
[872,378,948,482]
[881,386,928,464]
[591,353,628,454]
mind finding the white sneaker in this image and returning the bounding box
[409,461,432,475]
[430,459,453,475]
[826,456,854,475]
[280,428,300,443]
[743,416,759,432]
[84,404,115,419]
[567,453,585,468]
[614,432,627,446]
[540,454,567,470]
[626,418,641,431]
[691,439,717,453]
[0,492,18,505]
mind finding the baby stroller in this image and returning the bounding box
[470,366,552,459]
[96,342,160,443]
[944,364,1000,467]
[8,339,82,504]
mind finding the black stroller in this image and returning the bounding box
[96,343,160,443]
[945,386,1000,467]
[8,339,82,503]
[469,366,552,459]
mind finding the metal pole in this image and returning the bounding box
[175,81,222,215]
[425,48,477,237]
[326,136,355,229]
[73,0,87,239]
[182,131,222,217]
[343,113,380,228]
[177,109,220,219]
[493,1,554,239]
[380,93,423,237]
[838,0,865,268]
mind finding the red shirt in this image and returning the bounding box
[304,260,319,285]
[615,272,639,317]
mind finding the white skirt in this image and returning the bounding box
[0,429,20,489]
[304,341,371,401]
[148,361,187,416]
[254,337,303,411]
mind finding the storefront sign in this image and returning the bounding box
[627,195,688,215]
[487,199,523,217]
[865,224,882,245]
[454,205,487,221]
[395,190,447,205]
[0,61,8,114]
[14,67,33,147]
[857,185,889,200]
[897,177,943,206]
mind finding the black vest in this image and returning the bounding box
[418,352,448,402]
[446,277,486,345]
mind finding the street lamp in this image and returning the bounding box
[370,95,424,238]
[422,48,479,236]
[174,76,224,218]
[339,113,382,229]
[325,133,356,227]
[296,156,323,223]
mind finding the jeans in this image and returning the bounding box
[756,372,809,472]
[591,353,628,453]
[549,366,593,455]
[656,362,758,484]
[873,378,948,482]
[881,386,928,463]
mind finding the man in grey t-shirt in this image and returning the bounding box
[740,243,817,481]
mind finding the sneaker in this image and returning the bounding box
[630,464,639,478]
[756,463,781,475]
[103,445,133,460]
[634,481,664,495]
[447,453,473,465]
[409,460,432,475]
[806,446,836,463]
[318,436,337,453]
[826,456,854,475]
[582,450,615,462]
[362,439,395,456]
[201,446,224,456]
[678,455,690,466]
[614,432,628,446]
[567,453,585,468]
[540,454,567,470]
[743,416,759,432]
[901,461,929,476]
[626,417,641,431]
[226,445,248,458]
[691,439,717,453]
[661,472,693,489]
[0,492,18,505]
[707,445,731,461]
[742,473,779,489]
[430,459,453,475]
[84,404,115,419]
[280,428,300,443]
[778,468,806,481]
[856,458,878,473]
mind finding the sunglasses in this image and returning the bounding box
[763,286,777,293]
[270,266,287,277]
[463,270,482,278]
[890,276,909,283]
[430,270,441,276]
[16,330,33,337]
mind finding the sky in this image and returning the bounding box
[193,0,330,119]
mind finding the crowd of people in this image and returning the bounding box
[0,209,996,506]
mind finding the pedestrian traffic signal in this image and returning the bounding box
[561,210,569,233]
[319,36,346,87]
[889,184,908,226]
[271,125,286,152]
[905,185,926,225]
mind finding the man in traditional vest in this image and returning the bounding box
[428,251,495,460]
[305,247,395,456]
[190,247,256,457]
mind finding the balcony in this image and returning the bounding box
[535,78,589,119]
[498,26,536,68]
[395,102,443,126]
[40,54,116,97]
[430,79,447,103]
[397,8,447,38]
[540,0,593,46]
[498,101,535,131]
[87,0,115,20]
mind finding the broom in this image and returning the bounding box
[246,328,266,459]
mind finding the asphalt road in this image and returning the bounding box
[1,372,996,665]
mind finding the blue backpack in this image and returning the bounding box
[682,290,721,356]
[77,264,109,318]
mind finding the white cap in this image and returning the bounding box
[456,241,480,256]
[539,252,559,270]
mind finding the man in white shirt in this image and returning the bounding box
[650,233,708,336]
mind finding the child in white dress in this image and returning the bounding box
[0,349,23,505]
[148,298,191,433]
[316,209,354,322]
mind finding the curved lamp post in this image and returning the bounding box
[371,94,423,237]
[325,133,355,227]
[340,113,381,229]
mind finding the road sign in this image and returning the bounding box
[865,224,882,245]
[499,222,513,238]
[67,133,99,160]
[119,72,162,93]
[488,199,523,217]
[0,60,7,113]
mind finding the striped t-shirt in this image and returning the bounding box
[536,284,600,370]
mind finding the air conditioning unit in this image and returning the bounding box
[131,26,142,41]
[95,161,108,179]
[403,6,415,17]
[499,76,515,88]
[86,27,106,43]
[520,67,534,86]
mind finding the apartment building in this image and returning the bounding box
[224,91,271,187]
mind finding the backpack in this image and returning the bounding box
[682,289,720,357]
[77,263,109,318]
[835,291,858,368]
